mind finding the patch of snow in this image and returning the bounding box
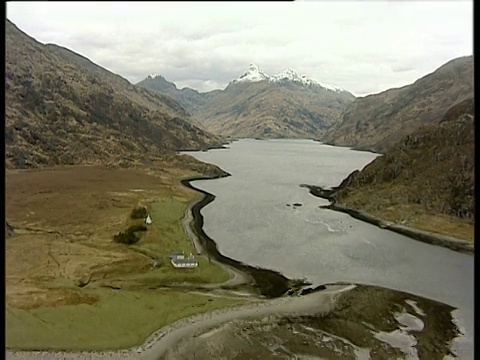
[271,68,345,93]
[231,63,271,83]
[231,63,346,93]
[271,68,317,86]
[148,73,163,79]
[316,81,345,93]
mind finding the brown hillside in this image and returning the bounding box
[5,20,223,169]
[138,75,355,139]
[322,56,473,153]
[332,98,474,241]
[191,81,355,139]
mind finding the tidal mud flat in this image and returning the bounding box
[161,284,459,360]
[6,284,460,360]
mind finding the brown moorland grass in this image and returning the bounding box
[339,183,474,242]
[5,163,236,350]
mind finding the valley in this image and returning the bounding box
[5,8,474,360]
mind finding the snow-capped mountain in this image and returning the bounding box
[272,68,344,93]
[137,64,356,140]
[231,64,345,93]
[148,73,162,79]
[271,68,315,85]
[232,63,271,83]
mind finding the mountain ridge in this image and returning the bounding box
[327,97,474,241]
[322,55,474,153]
[137,65,355,139]
[5,19,224,169]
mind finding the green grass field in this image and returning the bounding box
[129,198,230,285]
[6,195,235,350]
[6,288,245,350]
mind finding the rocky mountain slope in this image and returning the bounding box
[136,74,210,113]
[322,56,474,153]
[137,64,355,139]
[329,98,474,240]
[5,20,223,169]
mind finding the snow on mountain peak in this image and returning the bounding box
[148,73,164,80]
[270,68,344,92]
[230,64,345,93]
[232,63,271,83]
[315,81,344,93]
[272,68,316,86]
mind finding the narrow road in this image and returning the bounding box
[181,196,252,289]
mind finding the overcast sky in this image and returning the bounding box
[6,1,473,96]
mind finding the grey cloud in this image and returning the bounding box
[6,1,473,97]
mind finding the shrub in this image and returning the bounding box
[113,224,147,245]
[130,206,148,219]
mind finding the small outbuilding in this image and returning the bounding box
[145,215,152,225]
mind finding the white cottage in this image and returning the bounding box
[170,251,198,268]
[145,215,152,225]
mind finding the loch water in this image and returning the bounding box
[183,139,474,359]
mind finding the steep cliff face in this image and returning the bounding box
[330,98,474,240]
[322,56,474,153]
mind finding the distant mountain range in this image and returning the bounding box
[137,64,355,139]
[322,56,474,153]
[140,57,473,153]
[6,15,474,180]
[5,20,223,169]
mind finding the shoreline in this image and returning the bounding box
[6,170,469,359]
[181,175,309,297]
[301,184,474,254]
[180,191,252,289]
[5,284,356,360]
[6,171,309,359]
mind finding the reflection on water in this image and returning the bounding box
[183,139,474,359]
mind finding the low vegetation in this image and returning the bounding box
[6,164,231,351]
[6,289,245,350]
[331,98,474,241]
[130,206,148,219]
[113,224,147,245]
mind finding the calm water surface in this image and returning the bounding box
[184,139,474,358]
